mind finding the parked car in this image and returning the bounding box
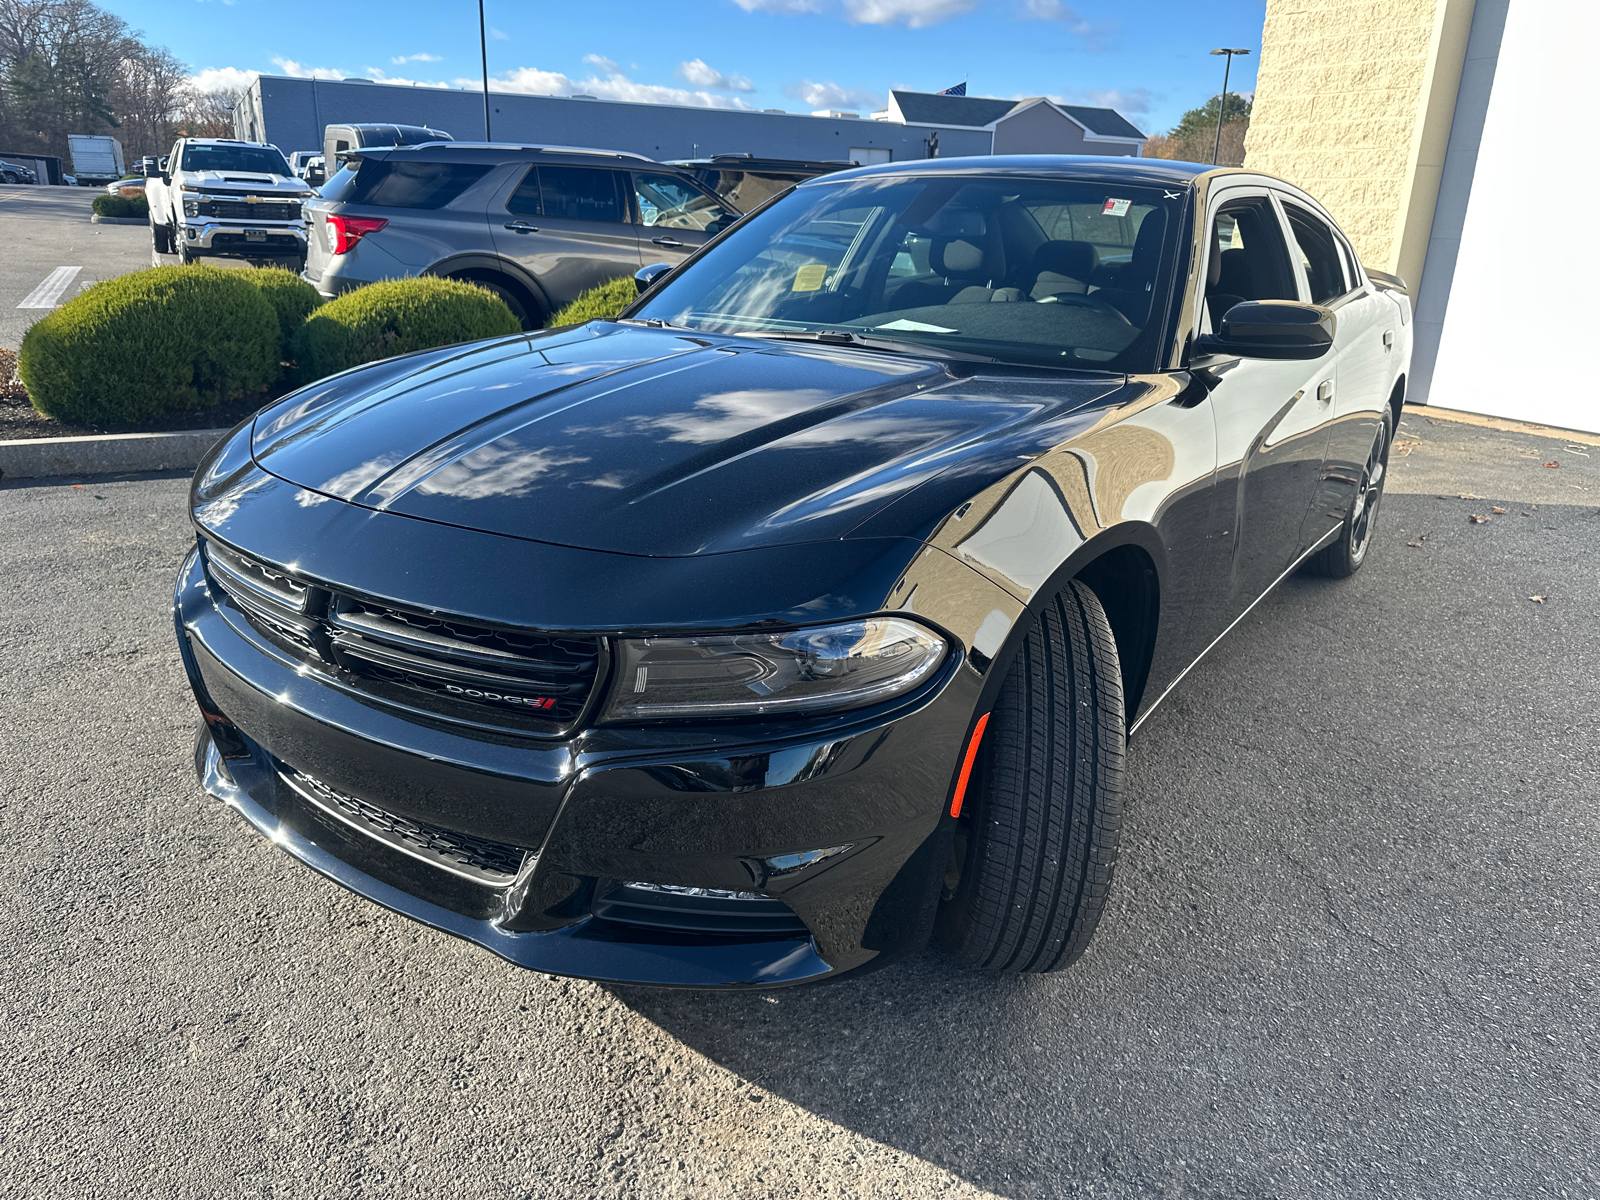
[667,153,853,212]
[177,156,1412,988]
[0,158,37,184]
[304,143,739,328]
[105,175,145,195]
[322,123,452,172]
[146,138,314,267]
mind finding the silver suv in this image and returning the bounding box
[303,144,739,328]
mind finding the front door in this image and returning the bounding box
[628,171,737,268]
[490,165,641,312]
[1191,191,1340,629]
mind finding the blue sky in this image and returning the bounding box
[111,0,1266,137]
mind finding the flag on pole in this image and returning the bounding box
[936,82,967,96]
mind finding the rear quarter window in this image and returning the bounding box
[344,161,492,209]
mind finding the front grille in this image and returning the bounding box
[591,882,810,938]
[200,538,603,735]
[281,768,529,884]
[197,198,301,221]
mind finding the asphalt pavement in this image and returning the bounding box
[0,416,1595,1199]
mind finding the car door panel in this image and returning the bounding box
[490,165,642,310]
[629,171,736,268]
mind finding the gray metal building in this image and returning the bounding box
[234,76,1144,164]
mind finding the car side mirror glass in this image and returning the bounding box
[1197,299,1334,361]
[635,262,673,294]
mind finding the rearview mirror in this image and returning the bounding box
[1195,299,1334,361]
[635,262,673,294]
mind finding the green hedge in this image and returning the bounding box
[547,275,637,328]
[18,265,280,423]
[292,276,522,381]
[238,267,324,362]
[92,193,148,218]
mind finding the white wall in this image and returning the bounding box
[1424,0,1600,432]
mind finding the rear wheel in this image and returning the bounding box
[451,273,538,330]
[1303,407,1392,579]
[936,580,1126,973]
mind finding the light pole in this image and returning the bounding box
[478,0,492,140]
[1209,47,1250,165]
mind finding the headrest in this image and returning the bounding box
[1207,233,1224,286]
[1131,210,1165,264]
[934,237,987,278]
[1032,240,1100,282]
[1217,247,1252,295]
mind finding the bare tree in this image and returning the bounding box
[0,0,137,158]
[177,86,239,139]
[111,44,185,157]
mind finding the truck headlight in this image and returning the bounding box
[183,199,199,217]
[600,618,946,721]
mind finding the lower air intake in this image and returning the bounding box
[591,882,809,937]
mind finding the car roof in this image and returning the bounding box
[807,154,1235,189]
[668,156,853,172]
[355,142,659,166]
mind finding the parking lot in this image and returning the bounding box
[0,414,1595,1198]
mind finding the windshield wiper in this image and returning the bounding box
[734,329,996,362]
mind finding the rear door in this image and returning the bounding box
[628,170,737,267]
[489,165,641,309]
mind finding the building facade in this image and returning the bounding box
[1246,0,1597,431]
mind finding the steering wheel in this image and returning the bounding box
[1036,292,1134,325]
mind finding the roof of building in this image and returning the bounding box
[886,91,1145,140]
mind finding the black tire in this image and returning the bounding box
[2,172,17,184]
[1303,406,1393,579]
[936,580,1126,973]
[453,274,538,330]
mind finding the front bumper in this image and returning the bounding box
[181,219,308,256]
[175,548,980,988]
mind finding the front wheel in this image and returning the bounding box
[1303,407,1392,579]
[936,580,1126,973]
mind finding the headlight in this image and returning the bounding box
[600,617,947,721]
[183,199,199,217]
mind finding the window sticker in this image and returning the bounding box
[1102,197,1132,218]
[792,263,828,292]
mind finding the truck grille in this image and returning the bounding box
[195,198,301,221]
[281,768,530,884]
[201,537,603,735]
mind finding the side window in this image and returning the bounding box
[1282,202,1348,304]
[344,161,491,209]
[538,167,624,223]
[506,166,541,216]
[632,172,732,233]
[1204,198,1298,329]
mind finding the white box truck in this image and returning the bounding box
[67,135,124,187]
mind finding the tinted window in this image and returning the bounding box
[345,160,491,209]
[537,167,623,223]
[318,164,359,202]
[177,144,292,175]
[1204,198,1299,328]
[632,172,733,232]
[1283,203,1348,303]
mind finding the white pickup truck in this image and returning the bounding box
[146,138,314,267]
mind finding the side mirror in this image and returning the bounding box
[1196,299,1334,361]
[634,262,673,294]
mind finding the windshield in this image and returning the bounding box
[632,174,1183,371]
[179,144,292,176]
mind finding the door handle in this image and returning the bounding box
[651,236,685,248]
[1383,330,1394,348]
[1317,380,1334,404]
[503,221,538,234]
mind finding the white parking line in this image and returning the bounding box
[17,266,82,309]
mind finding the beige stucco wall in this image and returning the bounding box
[1244,0,1476,291]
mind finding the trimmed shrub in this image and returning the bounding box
[92,192,148,219]
[547,275,637,328]
[292,276,522,382]
[18,265,280,424]
[238,267,324,361]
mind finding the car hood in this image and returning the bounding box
[181,170,299,190]
[251,323,1126,557]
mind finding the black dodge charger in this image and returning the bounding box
[176,157,1412,987]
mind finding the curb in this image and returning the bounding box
[1402,404,1600,446]
[0,429,227,480]
[89,213,147,225]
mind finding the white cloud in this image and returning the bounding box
[1018,0,1114,48]
[458,66,753,109]
[843,0,974,26]
[583,54,622,75]
[391,53,443,64]
[786,79,883,111]
[270,56,345,80]
[677,59,755,91]
[189,66,258,92]
[489,26,509,39]
[1045,86,1154,116]
[731,0,825,11]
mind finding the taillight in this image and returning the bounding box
[324,214,387,255]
